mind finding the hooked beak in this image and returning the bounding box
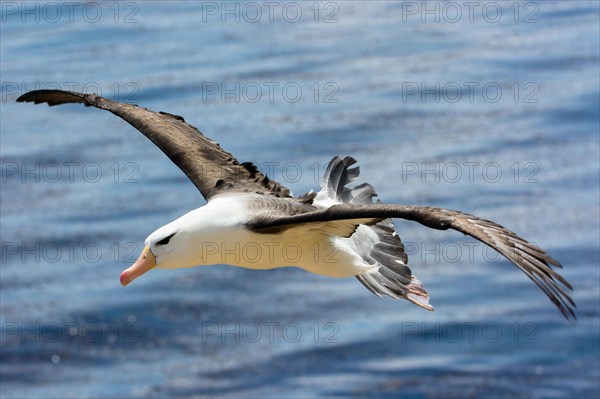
[120,245,156,287]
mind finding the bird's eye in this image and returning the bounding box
[156,232,176,246]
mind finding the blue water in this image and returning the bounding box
[1,1,599,398]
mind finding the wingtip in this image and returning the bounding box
[564,309,577,322]
[15,93,31,103]
[15,89,91,107]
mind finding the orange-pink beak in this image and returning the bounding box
[120,245,156,287]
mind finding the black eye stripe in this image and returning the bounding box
[156,232,176,246]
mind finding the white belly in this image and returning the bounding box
[200,227,376,278]
[170,194,378,277]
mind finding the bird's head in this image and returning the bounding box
[119,208,209,286]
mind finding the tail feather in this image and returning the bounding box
[321,156,433,311]
[406,276,434,311]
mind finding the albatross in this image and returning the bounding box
[17,89,576,320]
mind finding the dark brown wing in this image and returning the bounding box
[248,203,576,320]
[16,90,291,201]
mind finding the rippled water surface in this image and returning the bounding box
[1,2,599,398]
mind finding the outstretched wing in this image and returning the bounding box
[17,90,291,201]
[248,203,576,320]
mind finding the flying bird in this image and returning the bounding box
[17,90,576,320]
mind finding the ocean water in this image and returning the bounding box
[1,1,599,397]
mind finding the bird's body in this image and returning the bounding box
[16,89,575,319]
[166,194,369,277]
[159,193,390,277]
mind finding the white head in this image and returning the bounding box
[119,196,251,286]
[119,208,210,286]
